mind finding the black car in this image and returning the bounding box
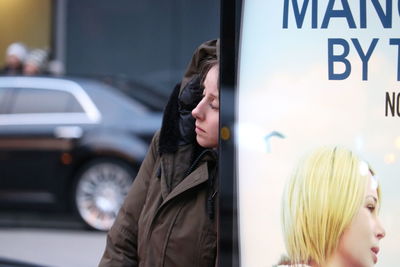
[0,257,47,267]
[0,76,162,230]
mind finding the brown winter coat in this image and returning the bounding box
[99,131,218,267]
[99,39,219,267]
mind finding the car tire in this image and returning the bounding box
[73,158,136,231]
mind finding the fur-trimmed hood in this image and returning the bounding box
[159,39,218,154]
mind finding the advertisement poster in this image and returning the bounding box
[237,1,399,266]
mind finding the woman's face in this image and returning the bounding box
[335,175,386,267]
[191,65,219,148]
[6,55,21,68]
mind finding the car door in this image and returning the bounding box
[0,81,99,205]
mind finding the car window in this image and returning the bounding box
[10,88,84,114]
[0,88,7,113]
[0,88,6,101]
[0,88,12,114]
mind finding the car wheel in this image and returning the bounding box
[74,158,135,231]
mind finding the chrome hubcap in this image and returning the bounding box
[76,162,133,230]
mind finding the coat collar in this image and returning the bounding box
[162,162,209,205]
[159,144,193,199]
[159,145,216,200]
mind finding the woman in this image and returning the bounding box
[23,48,49,76]
[0,42,27,75]
[99,39,219,267]
[277,147,386,267]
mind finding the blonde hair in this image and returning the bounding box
[281,147,380,266]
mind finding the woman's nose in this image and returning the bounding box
[376,218,386,240]
[192,101,204,120]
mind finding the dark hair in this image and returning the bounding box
[199,58,219,87]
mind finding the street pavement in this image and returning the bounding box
[0,213,107,267]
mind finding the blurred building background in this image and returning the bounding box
[0,0,219,95]
[0,1,52,59]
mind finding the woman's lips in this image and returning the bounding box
[195,126,206,133]
[371,247,379,264]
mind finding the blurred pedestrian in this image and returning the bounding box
[47,60,65,76]
[99,39,219,267]
[23,48,48,76]
[0,42,28,75]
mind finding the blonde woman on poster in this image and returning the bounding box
[277,147,385,267]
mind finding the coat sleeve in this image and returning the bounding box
[98,131,160,267]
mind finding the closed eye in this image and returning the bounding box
[367,205,376,213]
[209,103,219,110]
